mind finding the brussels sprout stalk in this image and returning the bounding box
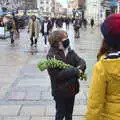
[38,58,87,81]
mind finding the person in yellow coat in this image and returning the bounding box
[86,14,120,120]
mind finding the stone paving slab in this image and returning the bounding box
[45,106,56,116]
[0,115,85,120]
[20,105,86,117]
[17,78,50,87]
[7,91,26,101]
[3,116,30,120]
[0,105,21,116]
[25,92,41,101]
[73,105,87,116]
[0,53,29,66]
[31,116,84,120]
[6,87,88,105]
[20,106,46,116]
[31,116,55,120]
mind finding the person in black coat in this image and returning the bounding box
[47,30,86,120]
[41,17,52,45]
[56,18,63,28]
[83,18,88,29]
[74,18,81,38]
[90,18,94,28]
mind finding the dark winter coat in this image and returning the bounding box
[41,21,52,35]
[56,19,63,28]
[91,19,94,26]
[47,46,86,98]
[74,19,81,31]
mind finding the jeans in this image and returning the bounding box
[44,33,48,45]
[54,96,75,120]
[10,31,14,44]
[30,33,37,46]
[75,29,80,38]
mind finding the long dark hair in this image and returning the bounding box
[97,39,110,61]
[97,39,120,61]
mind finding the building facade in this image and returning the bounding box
[37,0,55,16]
[68,0,78,17]
[24,0,37,10]
[55,2,64,16]
[101,0,119,16]
[0,0,37,11]
[85,0,102,24]
[68,0,86,18]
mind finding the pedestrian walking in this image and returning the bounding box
[90,18,94,28]
[47,30,86,120]
[7,17,16,45]
[13,14,19,38]
[41,17,52,46]
[56,17,63,28]
[28,15,40,47]
[83,18,88,29]
[73,18,81,38]
[65,18,70,30]
[86,14,120,120]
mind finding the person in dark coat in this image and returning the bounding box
[13,15,19,35]
[65,18,70,29]
[83,18,88,29]
[41,17,52,45]
[56,18,63,28]
[7,18,16,45]
[90,18,94,28]
[74,18,81,38]
[47,30,86,120]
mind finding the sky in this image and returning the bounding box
[56,0,68,8]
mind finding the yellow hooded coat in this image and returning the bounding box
[86,54,120,120]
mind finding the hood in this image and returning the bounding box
[102,56,120,79]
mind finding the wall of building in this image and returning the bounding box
[0,0,37,11]
[55,2,63,16]
[68,0,78,17]
[85,0,104,24]
[37,0,55,16]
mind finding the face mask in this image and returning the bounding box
[62,39,70,49]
